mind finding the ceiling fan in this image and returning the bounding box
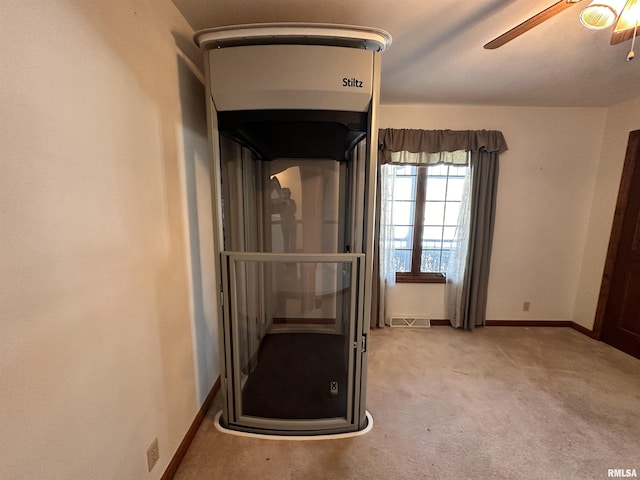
[484,0,639,59]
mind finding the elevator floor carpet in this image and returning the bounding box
[241,333,348,420]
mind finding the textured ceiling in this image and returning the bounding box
[172,0,640,107]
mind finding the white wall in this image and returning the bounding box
[0,1,216,479]
[573,96,640,329]
[379,105,607,322]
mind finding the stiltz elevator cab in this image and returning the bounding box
[194,23,391,435]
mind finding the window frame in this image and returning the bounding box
[394,165,462,284]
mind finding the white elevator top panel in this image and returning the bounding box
[194,23,392,52]
[208,44,374,112]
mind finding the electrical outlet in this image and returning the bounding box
[147,438,159,472]
[523,301,530,312]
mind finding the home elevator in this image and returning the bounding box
[194,24,391,435]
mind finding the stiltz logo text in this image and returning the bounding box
[342,77,363,88]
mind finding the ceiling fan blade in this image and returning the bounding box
[611,28,636,44]
[484,0,582,49]
[611,0,638,45]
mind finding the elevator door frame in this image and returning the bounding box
[221,252,365,434]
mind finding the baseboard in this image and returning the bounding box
[486,320,572,327]
[570,322,595,338]
[161,376,221,480]
[416,319,595,339]
[483,319,594,338]
[429,319,451,326]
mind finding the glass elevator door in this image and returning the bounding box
[217,120,369,434]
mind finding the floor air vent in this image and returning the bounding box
[389,316,431,328]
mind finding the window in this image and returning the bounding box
[388,163,468,283]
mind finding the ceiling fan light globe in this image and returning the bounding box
[580,4,619,29]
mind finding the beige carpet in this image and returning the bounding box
[174,327,640,480]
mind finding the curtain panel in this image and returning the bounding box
[448,150,500,329]
[374,128,507,330]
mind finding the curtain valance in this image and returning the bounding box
[379,128,508,163]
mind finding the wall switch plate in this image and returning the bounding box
[147,438,159,472]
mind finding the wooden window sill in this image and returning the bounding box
[395,273,446,284]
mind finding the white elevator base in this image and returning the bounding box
[213,410,374,441]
